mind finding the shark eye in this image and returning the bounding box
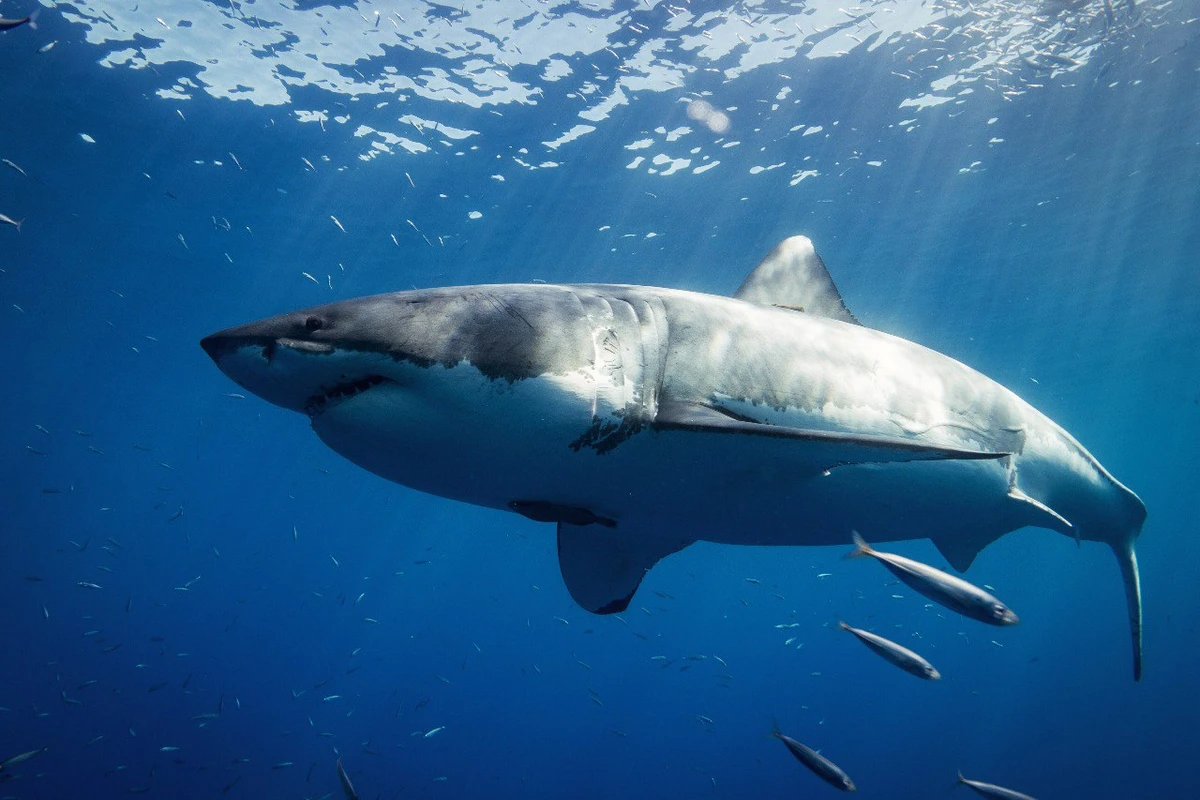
[304,315,324,332]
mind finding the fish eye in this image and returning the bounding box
[304,315,324,332]
[992,603,1006,617]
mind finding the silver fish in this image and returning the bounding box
[0,11,37,31]
[958,770,1039,800]
[838,620,940,680]
[773,730,856,792]
[849,532,1018,626]
[1,747,47,771]
[337,758,360,800]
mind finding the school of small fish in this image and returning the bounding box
[770,533,1038,796]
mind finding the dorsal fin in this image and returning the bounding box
[734,236,859,325]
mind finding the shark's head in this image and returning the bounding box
[201,285,598,416]
[201,285,607,498]
[201,295,425,419]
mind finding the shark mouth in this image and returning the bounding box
[304,375,388,418]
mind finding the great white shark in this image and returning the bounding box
[201,236,1146,679]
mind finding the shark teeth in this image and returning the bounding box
[304,375,387,417]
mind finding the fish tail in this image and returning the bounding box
[28,9,40,30]
[836,618,851,631]
[14,219,22,234]
[768,715,784,740]
[1110,537,1143,681]
[845,530,872,560]
[957,769,966,785]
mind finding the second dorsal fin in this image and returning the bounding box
[733,236,859,325]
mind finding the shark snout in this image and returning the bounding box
[201,314,288,363]
[200,332,236,363]
[200,321,389,417]
[199,327,294,409]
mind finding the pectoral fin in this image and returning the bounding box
[654,400,1008,467]
[557,523,692,614]
[509,500,615,528]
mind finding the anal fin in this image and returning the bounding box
[557,523,692,614]
[933,487,1076,573]
[931,534,999,573]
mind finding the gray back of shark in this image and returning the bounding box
[201,235,1146,679]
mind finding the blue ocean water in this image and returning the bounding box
[1,1,1198,797]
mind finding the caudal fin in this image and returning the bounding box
[1111,539,1143,681]
[845,530,872,560]
[28,9,40,30]
[768,715,785,742]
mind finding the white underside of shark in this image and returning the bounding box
[201,236,1147,679]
